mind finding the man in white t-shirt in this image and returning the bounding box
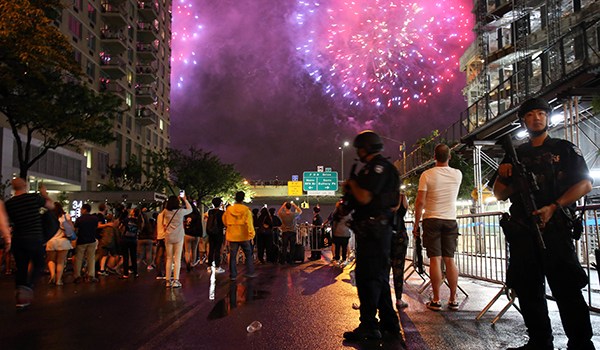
[412,144,462,311]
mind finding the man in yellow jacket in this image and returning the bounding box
[223,191,256,281]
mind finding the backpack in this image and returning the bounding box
[62,219,77,241]
[41,209,60,243]
[206,210,221,236]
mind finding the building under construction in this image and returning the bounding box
[403,0,600,208]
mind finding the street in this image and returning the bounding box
[1,250,599,350]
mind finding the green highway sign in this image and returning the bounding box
[303,171,339,191]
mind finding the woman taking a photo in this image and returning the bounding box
[162,194,192,288]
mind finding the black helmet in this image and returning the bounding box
[353,130,384,154]
[518,97,551,119]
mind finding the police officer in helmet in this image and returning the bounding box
[493,97,595,350]
[342,130,402,342]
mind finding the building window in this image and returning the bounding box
[68,14,82,39]
[126,115,133,130]
[115,133,123,166]
[84,149,92,169]
[125,139,132,160]
[74,50,82,64]
[159,119,164,130]
[87,2,96,24]
[86,60,95,78]
[126,92,132,107]
[73,0,83,12]
[97,151,109,176]
[87,31,96,51]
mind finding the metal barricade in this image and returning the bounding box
[406,206,600,323]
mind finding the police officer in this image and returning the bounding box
[493,97,595,350]
[342,130,402,342]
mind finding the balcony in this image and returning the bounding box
[99,55,127,79]
[135,85,157,105]
[100,29,127,54]
[136,22,158,43]
[136,43,158,62]
[135,106,158,126]
[99,78,128,99]
[135,64,157,84]
[100,1,127,28]
[137,1,158,22]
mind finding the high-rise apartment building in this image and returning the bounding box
[0,0,172,192]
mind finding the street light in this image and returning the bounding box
[339,141,350,183]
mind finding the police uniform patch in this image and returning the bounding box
[374,165,384,174]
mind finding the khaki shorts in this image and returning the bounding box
[422,218,459,258]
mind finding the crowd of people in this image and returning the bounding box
[0,184,361,309]
[0,99,596,348]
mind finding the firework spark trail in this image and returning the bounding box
[292,0,472,111]
[171,0,204,90]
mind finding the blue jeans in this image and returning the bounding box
[228,240,254,278]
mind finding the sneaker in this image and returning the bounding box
[55,280,64,286]
[120,274,129,279]
[426,300,442,311]
[165,280,171,288]
[396,299,409,309]
[447,300,459,311]
[215,267,225,274]
[171,280,182,288]
[97,270,109,276]
[16,286,33,309]
[343,327,382,341]
[147,264,155,271]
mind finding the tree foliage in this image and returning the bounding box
[0,0,124,178]
[100,148,250,206]
[169,147,249,205]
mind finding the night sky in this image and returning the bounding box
[170,0,474,181]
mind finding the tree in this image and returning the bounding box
[0,0,123,178]
[169,147,249,205]
[101,155,144,191]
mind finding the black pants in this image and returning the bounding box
[354,220,399,332]
[207,234,224,268]
[12,238,45,289]
[506,222,594,349]
[154,239,166,277]
[281,231,296,263]
[390,230,409,300]
[332,236,350,260]
[122,239,138,275]
[256,230,273,263]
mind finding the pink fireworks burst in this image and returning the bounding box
[292,0,473,110]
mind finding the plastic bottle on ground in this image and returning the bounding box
[246,321,262,333]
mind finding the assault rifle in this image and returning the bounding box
[500,134,546,250]
[413,226,424,274]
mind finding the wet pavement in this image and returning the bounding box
[0,251,599,350]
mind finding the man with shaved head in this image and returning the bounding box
[5,178,54,308]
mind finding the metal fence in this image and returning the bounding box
[406,204,600,312]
